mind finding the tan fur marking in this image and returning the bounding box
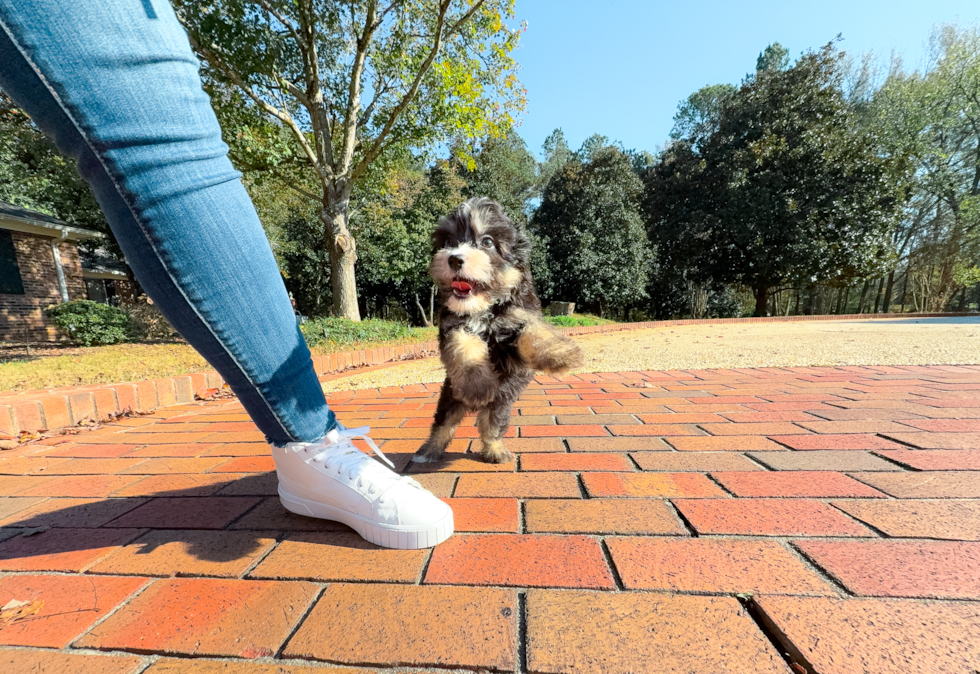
[431,423,457,446]
[500,265,522,289]
[462,249,493,283]
[453,331,488,364]
[517,317,584,375]
[430,249,454,283]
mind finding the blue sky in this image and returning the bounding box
[510,0,980,159]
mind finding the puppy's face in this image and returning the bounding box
[431,198,529,315]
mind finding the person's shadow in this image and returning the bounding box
[0,450,421,568]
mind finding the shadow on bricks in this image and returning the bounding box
[0,473,370,569]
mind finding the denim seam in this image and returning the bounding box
[0,16,299,442]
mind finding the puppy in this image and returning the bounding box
[412,197,583,465]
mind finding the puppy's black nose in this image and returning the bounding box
[448,254,465,272]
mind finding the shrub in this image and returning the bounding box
[543,313,614,327]
[45,300,133,346]
[121,298,180,341]
[300,317,429,349]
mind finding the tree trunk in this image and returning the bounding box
[415,293,433,327]
[873,278,884,313]
[753,282,768,317]
[321,184,361,321]
[857,280,869,314]
[882,270,895,314]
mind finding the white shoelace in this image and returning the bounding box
[293,426,414,502]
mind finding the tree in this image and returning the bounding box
[669,84,736,146]
[456,129,536,225]
[174,0,525,320]
[532,145,651,317]
[0,92,113,254]
[757,42,790,72]
[536,128,572,192]
[872,24,980,312]
[646,44,907,316]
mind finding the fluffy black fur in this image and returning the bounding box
[412,197,582,465]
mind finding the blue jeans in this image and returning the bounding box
[0,0,337,444]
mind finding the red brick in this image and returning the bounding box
[567,436,671,451]
[47,443,139,458]
[711,471,885,498]
[0,476,53,496]
[874,449,980,470]
[832,499,980,540]
[520,424,608,437]
[13,402,43,432]
[91,529,277,578]
[673,498,872,536]
[520,452,634,471]
[110,384,138,410]
[0,527,144,572]
[112,473,237,497]
[636,413,727,424]
[282,583,516,670]
[443,498,520,532]
[795,540,980,599]
[409,452,513,472]
[527,591,788,674]
[608,424,703,436]
[700,422,809,436]
[797,420,913,434]
[755,596,980,674]
[556,414,635,425]
[0,497,147,528]
[526,498,686,535]
[454,473,580,498]
[771,433,905,450]
[250,532,426,582]
[0,573,147,647]
[582,472,725,498]
[135,380,158,410]
[37,395,72,429]
[211,456,275,473]
[749,449,900,471]
[631,451,764,472]
[607,537,833,594]
[720,411,819,422]
[688,396,763,404]
[201,442,270,457]
[881,432,980,449]
[105,496,261,528]
[666,436,784,451]
[425,534,615,589]
[16,474,146,497]
[76,577,318,657]
[0,650,143,674]
[122,443,214,457]
[856,468,980,497]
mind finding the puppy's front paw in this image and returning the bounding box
[412,440,446,465]
[536,337,584,375]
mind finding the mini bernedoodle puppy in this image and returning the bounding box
[411,197,584,465]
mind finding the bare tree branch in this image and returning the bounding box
[184,32,329,184]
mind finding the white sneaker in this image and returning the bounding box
[273,426,453,549]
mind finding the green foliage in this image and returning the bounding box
[646,44,907,317]
[456,129,537,226]
[300,316,432,349]
[0,92,117,258]
[669,84,736,145]
[756,42,790,72]
[533,145,652,316]
[44,300,133,346]
[543,314,613,327]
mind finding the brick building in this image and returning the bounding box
[0,201,103,341]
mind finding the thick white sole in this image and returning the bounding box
[278,486,454,550]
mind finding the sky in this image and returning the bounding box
[509,0,980,159]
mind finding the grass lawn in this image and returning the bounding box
[1,315,609,392]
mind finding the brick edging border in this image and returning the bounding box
[1,312,972,436]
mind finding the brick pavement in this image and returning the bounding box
[1,364,980,673]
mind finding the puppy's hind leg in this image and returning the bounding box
[412,379,466,465]
[477,400,515,465]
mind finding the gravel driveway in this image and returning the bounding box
[322,316,980,391]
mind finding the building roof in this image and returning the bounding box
[0,200,103,241]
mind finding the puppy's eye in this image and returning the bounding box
[480,236,494,249]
